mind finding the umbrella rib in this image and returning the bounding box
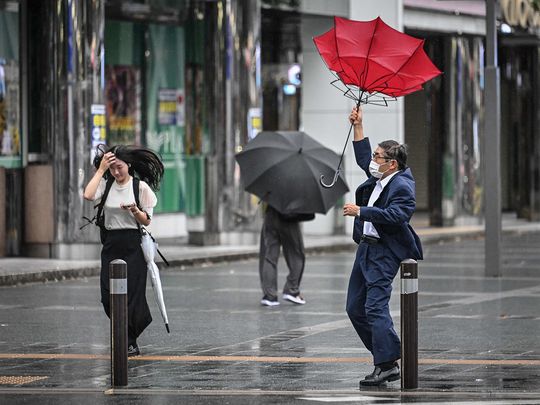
[333,18,358,87]
[363,41,425,91]
[355,16,379,93]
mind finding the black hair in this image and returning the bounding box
[93,144,164,191]
[378,140,408,170]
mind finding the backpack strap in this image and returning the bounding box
[97,177,115,223]
[80,177,114,230]
[133,177,143,236]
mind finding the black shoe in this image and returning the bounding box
[363,361,398,380]
[359,365,400,386]
[128,344,140,357]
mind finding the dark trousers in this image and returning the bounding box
[346,241,401,365]
[259,208,305,301]
[100,229,152,346]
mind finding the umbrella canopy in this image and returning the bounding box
[141,232,170,333]
[312,16,441,187]
[235,131,349,215]
[313,16,442,105]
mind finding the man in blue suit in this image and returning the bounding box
[343,106,423,387]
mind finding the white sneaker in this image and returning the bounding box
[283,293,306,305]
[261,297,280,306]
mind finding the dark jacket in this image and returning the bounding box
[266,205,315,222]
[352,138,423,261]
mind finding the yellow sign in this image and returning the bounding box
[500,0,540,29]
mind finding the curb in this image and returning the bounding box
[1,227,539,287]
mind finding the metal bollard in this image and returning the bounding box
[400,259,418,390]
[110,259,128,387]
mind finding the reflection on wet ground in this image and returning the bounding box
[0,233,540,403]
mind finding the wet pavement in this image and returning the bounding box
[0,232,540,404]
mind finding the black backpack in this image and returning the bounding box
[81,177,169,264]
[83,176,144,243]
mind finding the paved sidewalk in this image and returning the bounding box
[1,213,540,286]
[1,230,540,403]
[1,214,540,403]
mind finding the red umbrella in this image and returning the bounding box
[313,16,441,187]
[314,16,441,103]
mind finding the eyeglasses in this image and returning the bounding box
[372,152,392,161]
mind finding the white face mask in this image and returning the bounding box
[369,160,388,179]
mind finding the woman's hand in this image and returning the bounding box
[122,203,150,225]
[84,152,115,200]
[343,203,360,217]
[121,203,136,211]
[99,152,116,173]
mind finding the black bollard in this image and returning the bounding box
[110,259,128,387]
[400,259,418,390]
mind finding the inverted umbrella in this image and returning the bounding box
[235,131,349,215]
[313,16,442,187]
[141,231,170,333]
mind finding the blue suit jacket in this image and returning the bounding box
[352,138,423,261]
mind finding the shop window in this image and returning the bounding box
[105,19,193,214]
[261,8,301,131]
[0,6,21,168]
[145,23,187,213]
[104,21,144,146]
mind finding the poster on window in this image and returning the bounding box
[105,65,141,145]
[0,60,20,159]
[158,88,184,126]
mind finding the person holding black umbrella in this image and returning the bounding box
[342,106,422,387]
[259,204,314,306]
[234,130,349,307]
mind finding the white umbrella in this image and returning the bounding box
[141,231,170,333]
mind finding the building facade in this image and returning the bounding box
[0,0,262,258]
[0,0,539,258]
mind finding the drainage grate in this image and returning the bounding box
[0,376,48,385]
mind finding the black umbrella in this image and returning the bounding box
[235,131,349,215]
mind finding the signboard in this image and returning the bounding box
[90,104,106,163]
[247,107,262,140]
[158,88,185,126]
[500,0,540,30]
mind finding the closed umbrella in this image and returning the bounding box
[235,131,349,215]
[141,231,170,333]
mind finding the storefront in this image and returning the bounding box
[403,0,540,225]
[0,1,21,256]
[404,33,485,226]
[1,0,205,257]
[0,0,262,258]
[103,3,205,221]
[499,10,540,220]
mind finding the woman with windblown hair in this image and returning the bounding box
[83,145,164,357]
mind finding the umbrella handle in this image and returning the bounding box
[320,170,340,188]
[320,93,364,189]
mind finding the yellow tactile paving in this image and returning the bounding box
[0,353,539,366]
[0,375,48,385]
